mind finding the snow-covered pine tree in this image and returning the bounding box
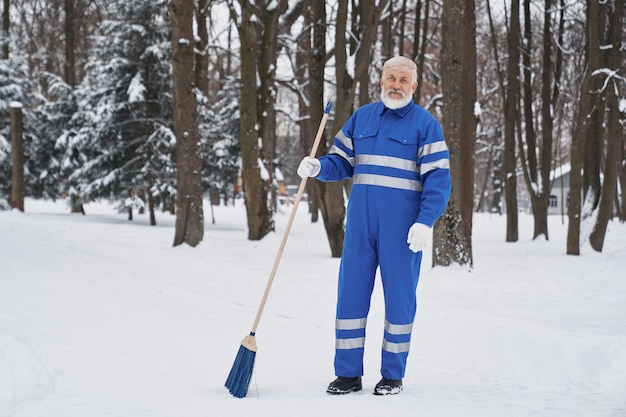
[0,53,36,210]
[198,75,240,206]
[67,0,175,223]
[30,72,77,202]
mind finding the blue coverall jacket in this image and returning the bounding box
[315,100,452,380]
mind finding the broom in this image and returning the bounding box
[225,101,333,398]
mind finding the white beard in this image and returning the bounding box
[381,88,412,110]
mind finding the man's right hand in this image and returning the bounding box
[297,157,321,178]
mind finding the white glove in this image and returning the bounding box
[297,156,321,178]
[407,223,432,253]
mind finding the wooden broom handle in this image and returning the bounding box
[250,102,332,334]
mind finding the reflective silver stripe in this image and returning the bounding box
[418,141,449,158]
[353,173,423,192]
[420,159,450,175]
[336,337,366,349]
[356,154,418,172]
[335,129,354,151]
[336,318,367,330]
[385,320,413,335]
[382,339,411,353]
[329,145,355,167]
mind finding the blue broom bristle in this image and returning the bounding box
[225,334,257,398]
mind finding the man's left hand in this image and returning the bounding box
[407,223,432,252]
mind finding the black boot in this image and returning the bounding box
[326,376,362,394]
[373,377,403,395]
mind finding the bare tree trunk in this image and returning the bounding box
[231,0,286,240]
[518,0,553,241]
[296,2,312,157]
[521,0,537,183]
[380,0,393,59]
[620,136,626,222]
[583,111,604,214]
[10,103,24,212]
[256,2,286,215]
[518,0,550,240]
[503,0,520,242]
[582,2,611,216]
[590,0,624,251]
[568,0,601,255]
[486,0,505,87]
[307,0,325,224]
[148,188,156,226]
[321,0,349,258]
[413,0,422,61]
[583,22,606,213]
[414,0,430,104]
[398,0,407,55]
[327,2,354,122]
[356,1,374,106]
[435,0,477,267]
[476,144,495,212]
[2,0,9,59]
[170,0,204,247]
[143,5,160,226]
[534,0,555,241]
[63,0,84,214]
[233,1,266,240]
[195,0,209,96]
[618,154,626,222]
[195,0,218,211]
[64,0,75,87]
[590,79,621,251]
[485,0,506,217]
[551,0,566,112]
[515,0,550,240]
[567,100,587,255]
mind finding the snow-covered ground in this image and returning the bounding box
[1,198,625,417]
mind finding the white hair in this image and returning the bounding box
[382,56,418,84]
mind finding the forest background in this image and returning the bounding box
[0,0,624,263]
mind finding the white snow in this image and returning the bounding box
[1,198,625,417]
[127,72,145,103]
[258,158,270,181]
[474,101,482,118]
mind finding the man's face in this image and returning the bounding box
[380,68,418,109]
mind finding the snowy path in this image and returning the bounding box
[1,200,625,417]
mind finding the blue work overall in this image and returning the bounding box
[316,100,451,380]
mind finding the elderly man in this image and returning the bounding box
[298,56,451,395]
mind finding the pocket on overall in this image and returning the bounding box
[352,127,378,154]
[388,130,420,160]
